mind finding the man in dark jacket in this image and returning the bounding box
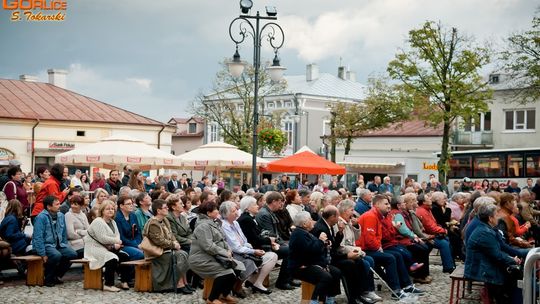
[255,191,298,290]
[104,170,122,195]
[465,203,520,303]
[311,205,377,304]
[121,165,131,186]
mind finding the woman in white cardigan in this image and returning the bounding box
[65,196,89,258]
[84,200,131,292]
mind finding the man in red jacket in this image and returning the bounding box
[358,195,424,300]
[415,193,455,273]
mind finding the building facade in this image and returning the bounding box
[0,71,175,175]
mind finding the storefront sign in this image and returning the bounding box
[422,162,438,170]
[49,142,75,150]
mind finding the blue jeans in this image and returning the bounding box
[44,246,77,284]
[122,246,144,260]
[359,255,375,292]
[385,245,413,267]
[365,249,411,291]
[433,237,455,272]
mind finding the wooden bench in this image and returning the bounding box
[301,281,316,304]
[11,255,43,286]
[71,258,102,290]
[121,260,152,292]
[449,265,483,304]
[203,275,270,300]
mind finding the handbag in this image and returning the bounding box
[215,254,237,269]
[243,254,263,267]
[139,236,163,258]
[139,219,164,258]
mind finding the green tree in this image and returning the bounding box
[328,77,412,160]
[387,21,492,183]
[501,12,540,101]
[192,61,287,153]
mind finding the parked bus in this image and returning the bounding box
[445,147,540,189]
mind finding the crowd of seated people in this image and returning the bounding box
[2,163,540,304]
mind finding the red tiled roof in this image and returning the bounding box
[0,79,164,126]
[360,120,443,137]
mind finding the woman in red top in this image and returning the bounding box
[31,163,69,222]
[3,166,29,213]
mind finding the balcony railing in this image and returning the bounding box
[452,131,493,146]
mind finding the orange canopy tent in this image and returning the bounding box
[264,146,346,175]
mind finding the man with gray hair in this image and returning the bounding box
[167,172,179,193]
[355,189,372,216]
[465,202,520,303]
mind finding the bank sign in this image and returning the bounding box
[3,0,67,22]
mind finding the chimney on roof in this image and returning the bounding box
[47,69,68,89]
[346,70,356,82]
[19,74,39,82]
[306,63,319,82]
[338,66,346,80]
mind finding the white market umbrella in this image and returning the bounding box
[55,135,179,170]
[176,141,268,171]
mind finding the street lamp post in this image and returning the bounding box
[227,1,285,188]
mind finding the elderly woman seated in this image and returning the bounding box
[289,211,341,304]
[220,200,278,297]
[188,200,245,304]
[465,202,521,303]
[65,195,89,258]
[84,200,132,292]
[143,199,192,294]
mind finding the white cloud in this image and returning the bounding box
[126,78,152,92]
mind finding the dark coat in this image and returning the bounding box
[166,211,192,247]
[255,205,285,244]
[167,180,179,193]
[464,221,516,285]
[288,227,327,271]
[310,218,346,263]
[0,214,29,254]
[114,211,142,248]
[237,212,272,251]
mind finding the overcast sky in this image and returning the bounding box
[0,0,537,122]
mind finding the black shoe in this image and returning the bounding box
[176,286,194,294]
[44,280,55,287]
[244,280,254,288]
[289,280,301,287]
[53,277,64,284]
[251,285,272,294]
[443,267,456,274]
[276,283,295,290]
[185,284,195,292]
[233,288,247,298]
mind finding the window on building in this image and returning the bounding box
[209,124,219,142]
[489,74,500,84]
[322,120,331,136]
[463,112,490,132]
[188,123,197,134]
[284,101,292,108]
[267,102,275,109]
[76,130,85,137]
[505,109,536,130]
[507,154,524,177]
[284,121,294,146]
